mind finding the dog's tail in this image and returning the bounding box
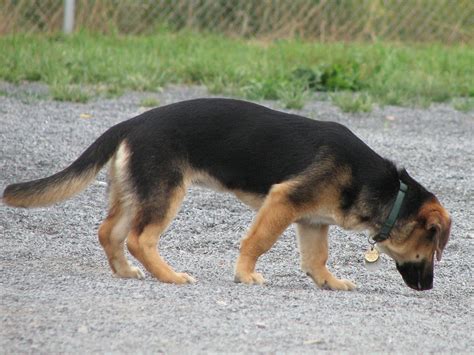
[2,121,131,208]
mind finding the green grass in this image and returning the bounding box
[140,97,160,107]
[0,31,472,112]
[277,80,310,109]
[452,98,474,113]
[331,92,373,113]
[50,84,91,103]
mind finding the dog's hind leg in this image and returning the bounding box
[98,201,145,279]
[98,157,144,279]
[126,184,195,284]
[296,223,356,290]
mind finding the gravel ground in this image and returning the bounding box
[1,82,473,354]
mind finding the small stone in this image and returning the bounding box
[78,325,88,334]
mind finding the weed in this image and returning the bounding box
[277,81,310,109]
[205,75,233,95]
[24,71,42,81]
[292,64,362,92]
[238,79,279,101]
[50,84,91,103]
[104,84,124,98]
[332,92,373,113]
[452,98,474,112]
[291,67,321,90]
[140,97,160,107]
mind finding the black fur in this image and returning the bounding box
[396,260,433,290]
[122,99,409,203]
[120,99,435,228]
[5,98,433,221]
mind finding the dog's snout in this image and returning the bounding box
[396,261,433,291]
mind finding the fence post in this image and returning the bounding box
[63,0,75,34]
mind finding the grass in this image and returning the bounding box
[50,84,91,103]
[331,92,373,113]
[276,80,310,109]
[452,98,474,113]
[0,31,472,112]
[140,97,160,107]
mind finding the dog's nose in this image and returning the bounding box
[396,261,433,291]
[410,278,433,291]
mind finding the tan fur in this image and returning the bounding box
[292,166,370,231]
[111,141,135,208]
[96,152,196,284]
[233,191,265,210]
[296,223,355,290]
[232,166,363,287]
[419,198,451,261]
[98,204,143,279]
[2,169,98,208]
[377,198,451,264]
[299,184,346,226]
[187,169,227,192]
[126,185,195,284]
[97,148,144,279]
[234,182,299,284]
[186,168,267,210]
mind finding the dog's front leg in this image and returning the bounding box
[296,223,356,291]
[234,184,296,285]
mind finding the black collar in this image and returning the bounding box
[373,181,408,243]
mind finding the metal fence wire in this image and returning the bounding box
[1,0,473,44]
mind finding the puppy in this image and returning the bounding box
[3,98,451,290]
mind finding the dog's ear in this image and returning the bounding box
[422,204,452,262]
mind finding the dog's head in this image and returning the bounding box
[376,198,451,291]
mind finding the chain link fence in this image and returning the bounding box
[1,0,473,44]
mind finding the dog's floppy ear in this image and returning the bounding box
[422,204,452,262]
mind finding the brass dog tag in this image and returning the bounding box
[364,247,381,271]
[364,248,379,263]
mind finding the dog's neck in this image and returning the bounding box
[372,180,408,242]
[365,168,433,238]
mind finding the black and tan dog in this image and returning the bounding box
[3,99,451,291]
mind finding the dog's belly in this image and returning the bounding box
[189,169,265,210]
[296,214,337,226]
[189,170,229,191]
[233,191,265,210]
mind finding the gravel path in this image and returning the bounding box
[1,82,473,354]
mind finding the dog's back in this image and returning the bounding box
[125,98,389,195]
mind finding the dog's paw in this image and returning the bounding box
[340,279,357,290]
[174,272,196,284]
[113,266,145,280]
[130,266,146,280]
[234,272,266,285]
[321,278,357,291]
[307,271,356,291]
